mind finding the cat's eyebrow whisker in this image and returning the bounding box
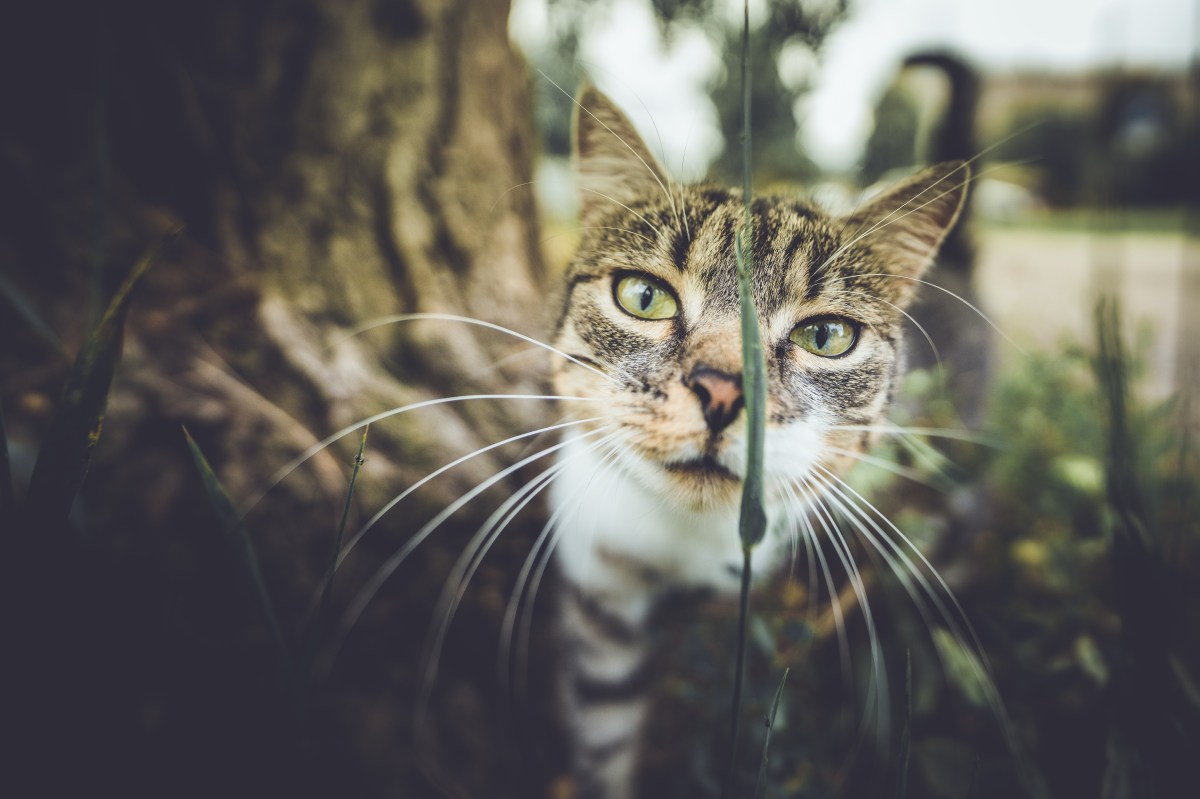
[875,294,944,379]
[629,91,685,232]
[539,69,681,223]
[677,111,698,243]
[489,181,538,214]
[344,312,621,386]
[312,426,613,678]
[557,226,657,247]
[814,169,978,283]
[242,393,606,516]
[578,188,665,240]
[841,272,1026,356]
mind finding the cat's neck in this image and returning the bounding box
[550,431,790,608]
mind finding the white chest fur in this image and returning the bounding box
[550,431,790,622]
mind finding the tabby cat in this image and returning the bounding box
[548,86,969,798]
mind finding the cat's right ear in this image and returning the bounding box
[573,85,669,225]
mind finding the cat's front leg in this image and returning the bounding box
[557,548,659,799]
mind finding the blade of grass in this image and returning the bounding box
[22,247,156,530]
[722,546,753,799]
[896,649,913,799]
[0,403,13,524]
[723,3,768,797]
[753,667,789,799]
[323,423,369,614]
[0,272,69,360]
[183,426,297,707]
[303,424,370,674]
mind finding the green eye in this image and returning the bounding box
[614,274,678,320]
[790,317,858,357]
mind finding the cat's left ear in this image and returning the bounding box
[573,84,670,225]
[841,161,970,280]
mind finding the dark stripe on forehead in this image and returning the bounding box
[804,242,837,301]
[671,225,691,272]
[780,229,808,274]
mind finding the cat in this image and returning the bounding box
[547,85,969,798]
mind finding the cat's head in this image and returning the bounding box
[553,86,967,512]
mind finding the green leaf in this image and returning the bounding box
[183,427,297,702]
[22,248,156,529]
[753,667,789,799]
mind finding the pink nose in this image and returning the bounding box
[686,366,744,433]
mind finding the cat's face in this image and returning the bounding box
[553,87,967,512]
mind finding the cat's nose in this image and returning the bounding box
[685,366,744,434]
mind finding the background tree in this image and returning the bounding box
[1,1,558,796]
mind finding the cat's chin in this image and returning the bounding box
[659,456,743,509]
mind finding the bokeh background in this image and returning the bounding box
[2,1,1197,797]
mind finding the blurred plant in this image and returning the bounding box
[642,301,1199,797]
[533,0,844,182]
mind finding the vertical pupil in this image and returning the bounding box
[639,284,653,311]
[815,323,830,349]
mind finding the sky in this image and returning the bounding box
[510,0,1198,173]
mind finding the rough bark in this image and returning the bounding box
[2,1,559,796]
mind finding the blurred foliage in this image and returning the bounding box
[533,0,845,182]
[643,313,1199,797]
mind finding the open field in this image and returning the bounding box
[976,224,1195,398]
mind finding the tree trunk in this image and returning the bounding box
[2,1,559,795]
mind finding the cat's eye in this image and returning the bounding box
[613,274,678,320]
[790,317,858,358]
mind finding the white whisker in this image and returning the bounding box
[539,69,680,222]
[312,426,613,678]
[824,445,949,489]
[243,393,605,516]
[417,435,610,722]
[336,416,607,571]
[831,423,998,446]
[489,181,537,214]
[343,312,620,385]
[834,272,1026,356]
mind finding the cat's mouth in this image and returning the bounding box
[662,455,739,482]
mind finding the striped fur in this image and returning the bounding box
[550,86,968,798]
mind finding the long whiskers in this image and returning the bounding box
[504,433,631,720]
[332,416,607,576]
[312,426,613,678]
[416,429,622,724]
[790,477,890,741]
[836,272,1027,356]
[831,423,999,446]
[809,463,999,694]
[824,444,952,490]
[241,393,604,517]
[344,312,621,386]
